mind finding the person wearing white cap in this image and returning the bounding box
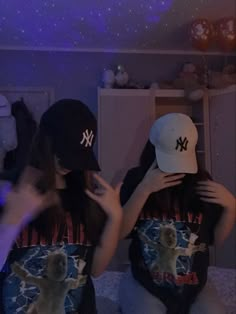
[119,113,235,314]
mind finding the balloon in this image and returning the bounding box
[190,19,213,51]
[216,17,236,52]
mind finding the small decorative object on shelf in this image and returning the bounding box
[209,64,236,89]
[150,82,160,90]
[173,63,204,102]
[115,65,129,88]
[128,80,145,89]
[190,16,236,52]
[190,18,213,52]
[102,69,115,89]
[215,17,236,52]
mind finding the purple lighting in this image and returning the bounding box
[0,0,174,49]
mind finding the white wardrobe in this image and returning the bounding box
[98,85,236,269]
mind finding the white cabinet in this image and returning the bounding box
[98,88,155,185]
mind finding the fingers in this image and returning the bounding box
[92,173,122,194]
[197,180,214,185]
[24,184,44,204]
[114,182,123,194]
[17,166,43,190]
[165,173,185,182]
[197,180,218,189]
[195,183,218,203]
[198,196,219,204]
[163,174,185,188]
[93,188,105,196]
[92,173,110,190]
[196,186,215,193]
[41,191,60,209]
[164,180,183,188]
[146,160,157,173]
[196,181,216,193]
[196,190,216,197]
[85,188,100,203]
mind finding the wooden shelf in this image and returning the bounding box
[99,85,236,98]
[99,88,185,98]
[1,46,235,57]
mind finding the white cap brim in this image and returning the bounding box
[155,148,198,174]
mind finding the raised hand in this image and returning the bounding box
[85,173,122,220]
[196,180,236,211]
[198,243,206,252]
[141,160,185,195]
[2,167,54,226]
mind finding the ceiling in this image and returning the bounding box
[0,0,235,52]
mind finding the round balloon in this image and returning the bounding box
[190,19,213,51]
[216,17,236,52]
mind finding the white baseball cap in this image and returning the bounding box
[149,113,198,174]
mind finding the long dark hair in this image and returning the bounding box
[139,140,212,219]
[27,128,106,245]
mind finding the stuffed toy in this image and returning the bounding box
[115,65,129,87]
[173,63,205,102]
[0,95,17,171]
[102,69,115,88]
[209,64,236,89]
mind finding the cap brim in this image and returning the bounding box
[155,148,198,174]
[59,150,100,171]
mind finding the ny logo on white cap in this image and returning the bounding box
[176,137,188,152]
[80,129,94,147]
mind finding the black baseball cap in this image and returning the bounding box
[39,99,100,171]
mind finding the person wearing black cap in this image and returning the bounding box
[0,99,123,314]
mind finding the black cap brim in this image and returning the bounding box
[58,150,100,171]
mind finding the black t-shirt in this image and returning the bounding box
[0,190,97,314]
[121,167,223,314]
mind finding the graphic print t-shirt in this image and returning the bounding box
[0,191,96,314]
[121,167,222,312]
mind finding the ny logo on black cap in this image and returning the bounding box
[176,137,188,151]
[80,129,94,147]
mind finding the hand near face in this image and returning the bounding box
[1,167,55,225]
[141,160,185,195]
[196,180,236,211]
[85,173,123,220]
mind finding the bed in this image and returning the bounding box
[93,267,236,314]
